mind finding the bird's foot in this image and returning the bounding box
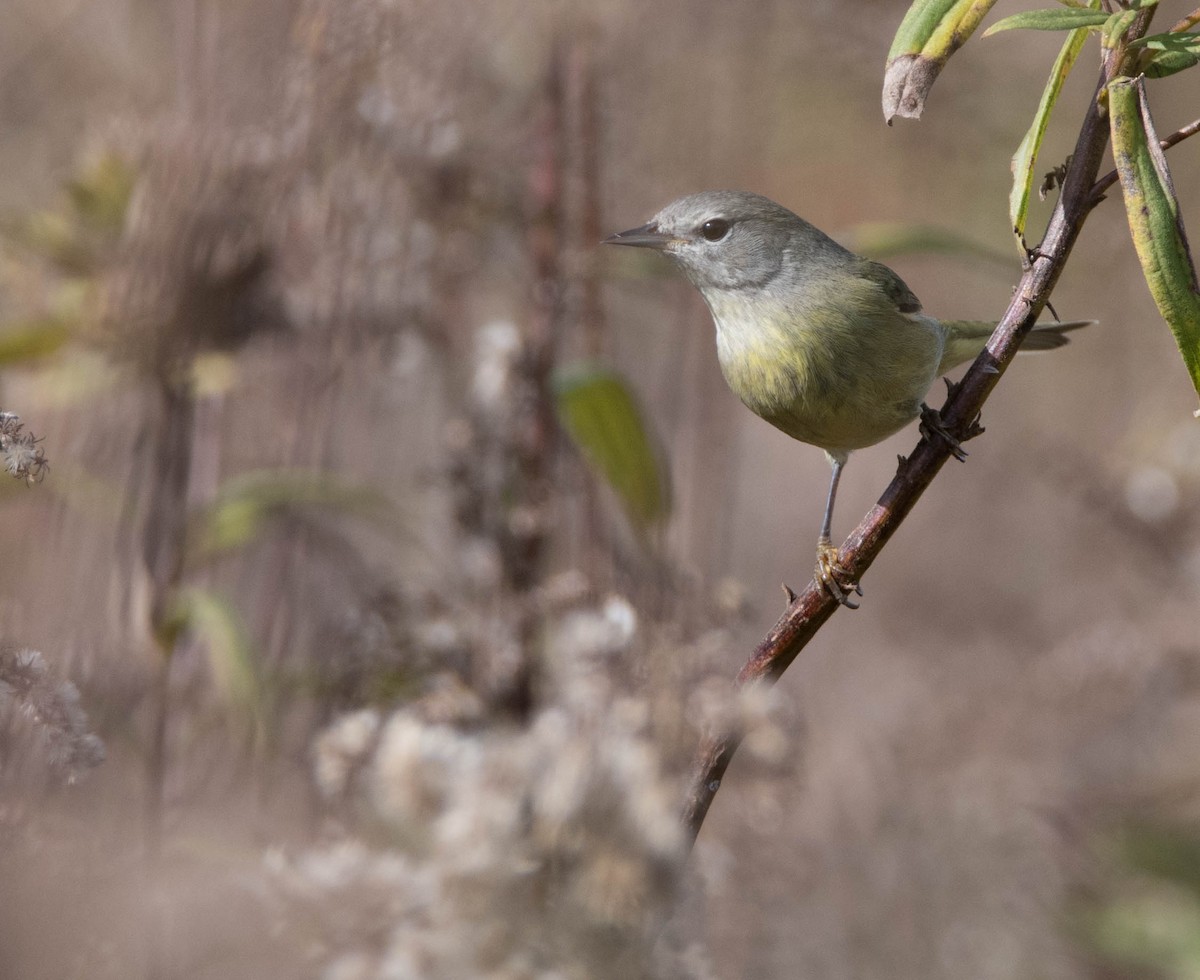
[815,538,862,609]
[919,402,983,462]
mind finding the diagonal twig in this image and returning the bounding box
[682,40,1148,849]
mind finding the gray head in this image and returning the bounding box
[604,190,847,292]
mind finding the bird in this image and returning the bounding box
[604,190,1087,607]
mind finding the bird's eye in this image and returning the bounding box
[701,218,731,242]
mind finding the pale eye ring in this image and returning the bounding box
[701,218,731,242]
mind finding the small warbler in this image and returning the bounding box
[605,190,1087,607]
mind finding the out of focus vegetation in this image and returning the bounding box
[1,1,1199,978]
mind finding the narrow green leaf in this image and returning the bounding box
[883,0,1000,122]
[1103,9,1141,49]
[1133,32,1200,77]
[1109,75,1200,414]
[983,8,1109,37]
[1132,30,1200,50]
[1141,46,1200,76]
[1008,11,1094,244]
[886,0,963,59]
[554,364,670,530]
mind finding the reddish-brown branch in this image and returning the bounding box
[682,34,1150,848]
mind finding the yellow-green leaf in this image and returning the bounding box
[1102,9,1141,49]
[1008,10,1095,245]
[883,0,1000,122]
[1109,75,1200,414]
[983,7,1109,37]
[554,364,670,530]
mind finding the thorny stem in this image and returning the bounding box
[682,19,1157,850]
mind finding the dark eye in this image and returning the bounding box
[701,218,731,242]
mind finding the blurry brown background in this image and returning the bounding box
[2,1,1200,978]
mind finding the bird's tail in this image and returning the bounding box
[937,319,1094,375]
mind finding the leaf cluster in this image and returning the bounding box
[886,0,1200,411]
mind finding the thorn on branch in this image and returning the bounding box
[920,403,970,462]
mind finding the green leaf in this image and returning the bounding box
[1133,31,1200,50]
[883,0,1000,122]
[1133,32,1200,77]
[1109,75,1200,415]
[554,364,670,531]
[1008,10,1095,245]
[983,7,1109,37]
[1102,9,1141,49]
[1141,46,1200,76]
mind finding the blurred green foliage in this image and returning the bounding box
[554,363,670,533]
[1080,823,1200,978]
[0,153,134,367]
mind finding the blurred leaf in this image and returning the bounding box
[1008,10,1095,245]
[0,316,73,366]
[983,7,1109,37]
[1109,75,1200,415]
[191,470,400,560]
[840,222,1011,268]
[66,154,136,236]
[164,588,264,731]
[883,0,1000,122]
[554,364,670,531]
[2,209,96,276]
[1,153,133,276]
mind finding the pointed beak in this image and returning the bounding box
[602,222,676,250]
